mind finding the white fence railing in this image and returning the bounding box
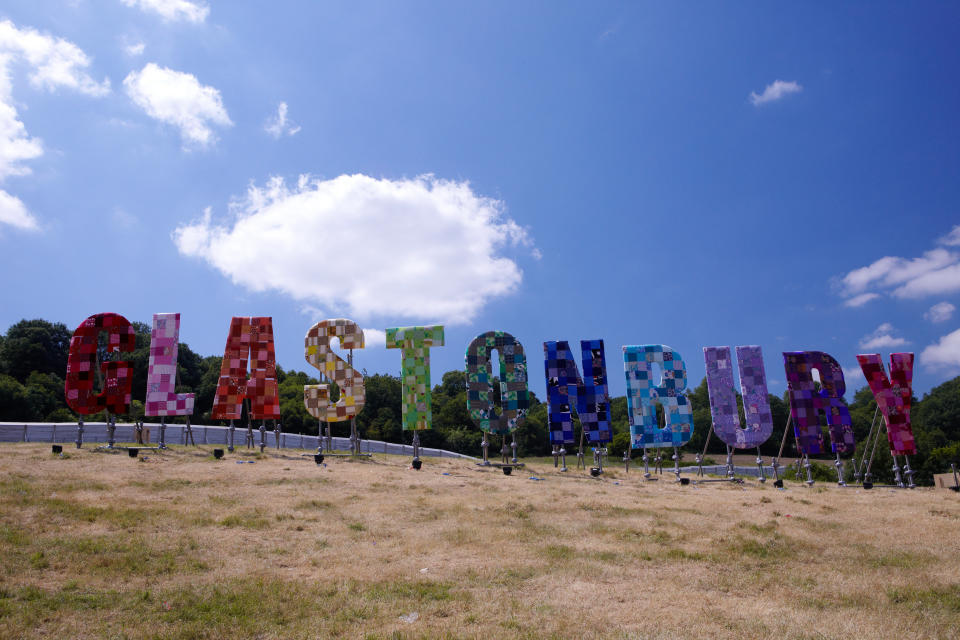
[0,422,477,460]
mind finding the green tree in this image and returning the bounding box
[0,319,71,382]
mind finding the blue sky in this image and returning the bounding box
[2,1,960,401]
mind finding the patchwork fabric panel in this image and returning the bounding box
[783,351,855,455]
[212,317,281,420]
[64,313,136,415]
[303,385,330,419]
[465,331,529,434]
[703,345,773,448]
[305,319,366,422]
[856,352,916,455]
[145,313,195,417]
[386,326,445,431]
[622,344,694,448]
[542,340,612,445]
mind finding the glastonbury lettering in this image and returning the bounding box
[63,312,916,485]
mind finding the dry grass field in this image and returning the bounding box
[1,443,959,640]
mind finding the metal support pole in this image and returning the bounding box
[853,406,880,483]
[482,433,491,465]
[106,412,115,448]
[834,452,846,487]
[642,447,650,478]
[259,422,266,453]
[275,420,282,450]
[803,454,814,486]
[412,431,421,463]
[500,435,509,464]
[623,448,630,472]
[903,454,916,488]
[672,446,681,481]
[511,434,518,464]
[892,454,904,488]
[228,419,235,452]
[772,414,792,486]
[698,424,714,478]
[725,445,735,480]
[159,416,167,449]
[185,416,195,446]
[576,428,585,470]
[76,418,84,449]
[952,463,959,489]
[756,446,766,483]
[558,446,568,472]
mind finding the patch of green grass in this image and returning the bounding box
[38,498,164,529]
[348,521,366,532]
[0,524,29,546]
[295,499,334,510]
[887,584,960,613]
[219,510,271,530]
[365,579,457,603]
[28,550,48,569]
[865,549,937,569]
[540,543,575,561]
[726,533,794,560]
[502,501,534,520]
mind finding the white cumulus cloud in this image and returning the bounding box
[749,80,802,106]
[173,174,536,325]
[120,0,209,23]
[924,301,956,324]
[0,20,109,230]
[264,102,300,139]
[835,230,960,305]
[858,323,909,351]
[124,63,232,148]
[362,328,386,349]
[0,189,37,230]
[920,328,960,372]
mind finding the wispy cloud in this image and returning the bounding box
[749,80,802,106]
[120,0,209,24]
[124,63,232,148]
[264,102,300,139]
[835,227,960,305]
[924,301,955,324]
[124,42,145,56]
[858,323,909,351]
[843,292,880,308]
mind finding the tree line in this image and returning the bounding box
[1,318,958,483]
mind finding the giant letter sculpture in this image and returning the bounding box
[145,313,196,448]
[305,319,366,454]
[783,351,855,485]
[65,313,136,416]
[623,344,694,479]
[212,317,280,451]
[64,313,136,448]
[386,326,444,465]
[703,346,773,448]
[543,340,612,471]
[466,331,529,464]
[857,352,916,486]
